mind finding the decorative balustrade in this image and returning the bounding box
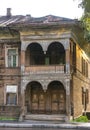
[25,65,65,74]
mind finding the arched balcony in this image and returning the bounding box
[24,42,66,74]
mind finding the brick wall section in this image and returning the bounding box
[0,87,4,105]
[72,45,90,118]
[0,41,21,119]
[0,42,21,106]
[0,105,21,119]
[73,75,83,118]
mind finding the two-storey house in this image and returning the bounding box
[0,8,90,121]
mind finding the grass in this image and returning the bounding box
[0,117,17,121]
[72,116,88,123]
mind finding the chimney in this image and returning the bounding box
[7,8,12,17]
[26,14,31,20]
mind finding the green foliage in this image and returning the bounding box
[81,15,90,42]
[0,117,17,121]
[79,0,90,14]
[74,0,90,43]
[73,116,88,122]
[74,0,90,14]
[78,0,90,42]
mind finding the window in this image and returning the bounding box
[82,87,89,111]
[6,93,17,105]
[86,62,88,77]
[6,48,18,67]
[70,42,76,72]
[82,87,84,105]
[86,89,89,104]
[82,57,88,77]
[6,85,17,105]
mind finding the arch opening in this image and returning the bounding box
[47,81,66,114]
[25,80,66,114]
[25,43,44,66]
[25,81,45,113]
[46,42,65,65]
[25,42,65,66]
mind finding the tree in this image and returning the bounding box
[74,0,90,55]
[79,0,90,14]
[74,0,90,42]
[82,16,90,42]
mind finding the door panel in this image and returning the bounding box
[31,88,45,113]
[31,93,38,113]
[59,92,66,113]
[30,83,66,114]
[51,93,58,113]
[51,90,65,114]
[39,93,45,113]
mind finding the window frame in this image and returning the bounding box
[6,48,18,67]
[81,57,88,77]
[5,85,18,105]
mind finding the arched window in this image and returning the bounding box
[46,42,65,65]
[26,43,44,65]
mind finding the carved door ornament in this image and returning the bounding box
[32,94,38,102]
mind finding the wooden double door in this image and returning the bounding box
[30,84,66,114]
[31,90,45,113]
[51,90,66,113]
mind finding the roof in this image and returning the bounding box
[0,14,75,27]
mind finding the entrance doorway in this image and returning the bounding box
[25,81,66,114]
[47,81,66,114]
[25,81,45,113]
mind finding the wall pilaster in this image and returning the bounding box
[65,79,71,121]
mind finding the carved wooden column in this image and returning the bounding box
[64,39,70,73]
[65,79,71,122]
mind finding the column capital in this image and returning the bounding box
[43,84,48,92]
[63,39,70,50]
[40,80,48,92]
[21,41,30,51]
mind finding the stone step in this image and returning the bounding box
[25,114,66,122]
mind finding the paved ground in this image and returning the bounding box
[0,120,90,129]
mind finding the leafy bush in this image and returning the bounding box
[73,116,88,122]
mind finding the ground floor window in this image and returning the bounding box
[82,87,89,110]
[6,85,17,105]
[6,93,17,105]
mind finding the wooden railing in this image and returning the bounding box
[25,65,65,74]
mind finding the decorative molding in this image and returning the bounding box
[21,38,70,52]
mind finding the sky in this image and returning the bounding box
[0,0,83,19]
